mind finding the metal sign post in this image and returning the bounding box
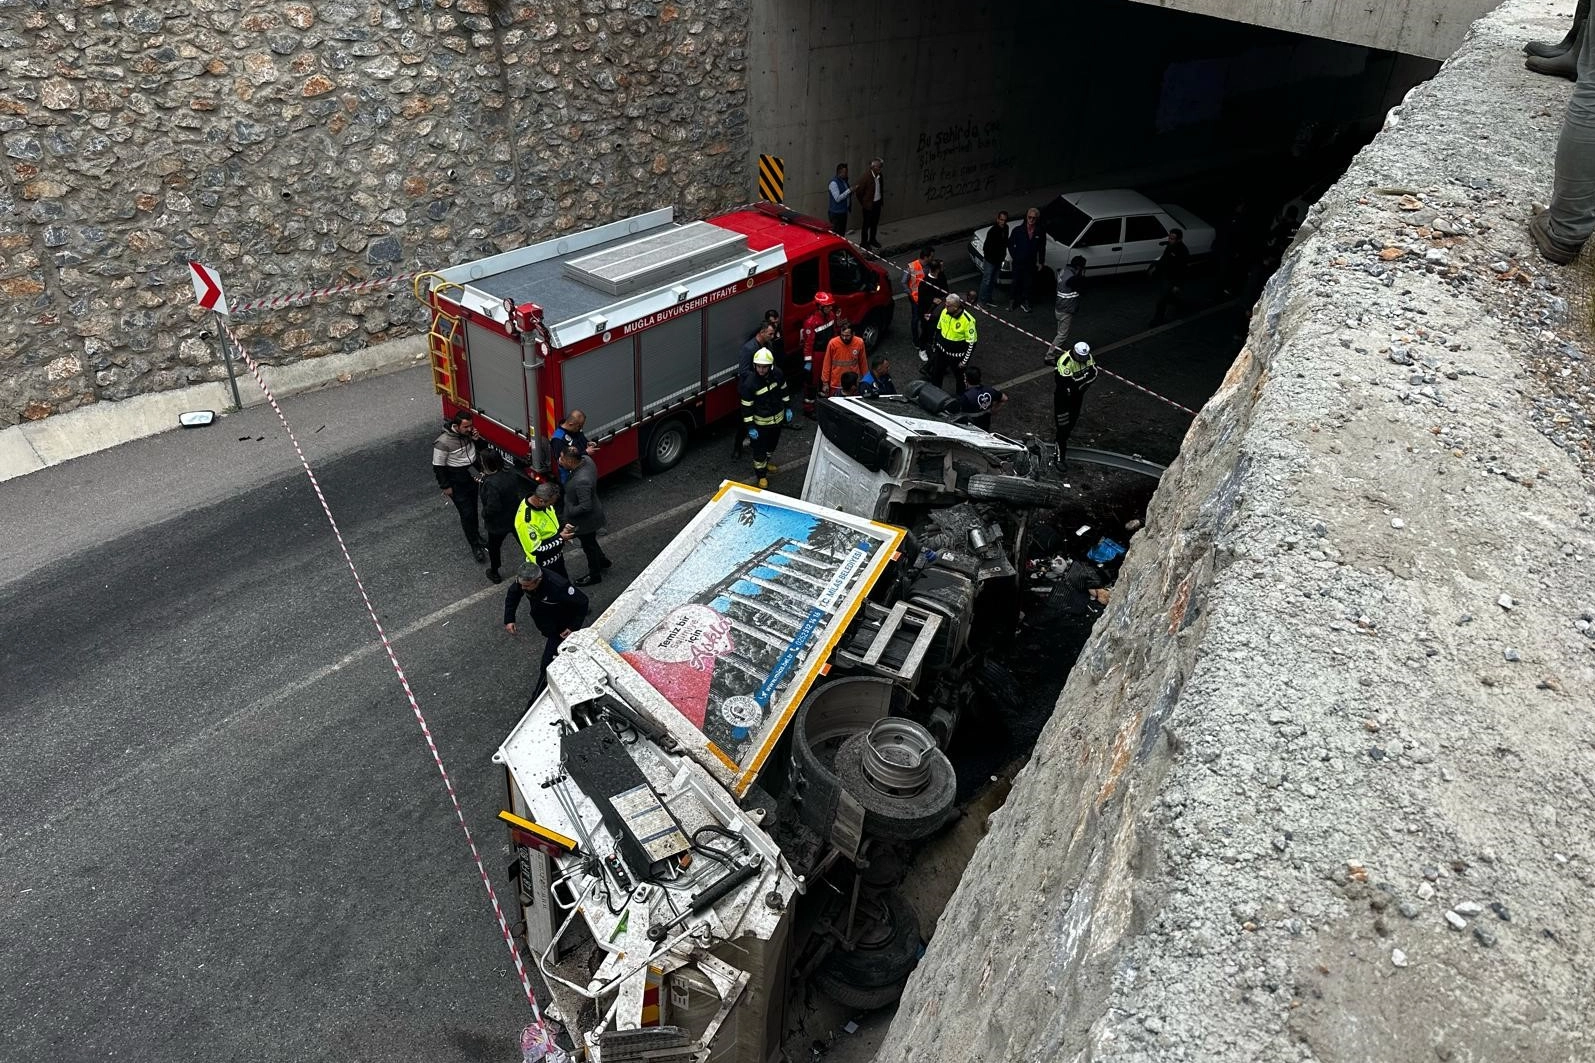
[188,261,239,409]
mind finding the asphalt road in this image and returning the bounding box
[0,253,1242,1061]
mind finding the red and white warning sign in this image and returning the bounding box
[188,260,229,315]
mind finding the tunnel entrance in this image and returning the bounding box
[749,0,1439,229]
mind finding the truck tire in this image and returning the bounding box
[812,970,909,1012]
[835,732,957,841]
[641,416,690,474]
[966,473,1068,509]
[819,890,923,988]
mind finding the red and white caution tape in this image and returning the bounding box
[849,240,1200,418]
[230,271,422,315]
[218,319,545,1024]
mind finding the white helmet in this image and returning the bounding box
[1072,341,1091,358]
[753,347,775,366]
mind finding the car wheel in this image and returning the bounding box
[966,473,1068,509]
[640,416,689,474]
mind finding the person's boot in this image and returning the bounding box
[1529,212,1584,264]
[486,568,503,584]
[1528,45,1580,80]
[1526,0,1589,58]
[1528,9,1585,79]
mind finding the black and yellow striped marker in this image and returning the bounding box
[499,809,579,855]
[757,154,784,203]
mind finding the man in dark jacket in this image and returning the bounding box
[478,450,523,584]
[914,259,949,358]
[977,210,1009,307]
[1008,207,1046,313]
[1149,228,1191,326]
[557,447,610,586]
[504,562,590,700]
[549,409,593,474]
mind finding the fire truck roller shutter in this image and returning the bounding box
[706,286,771,387]
[560,335,637,439]
[640,312,703,417]
[464,319,533,433]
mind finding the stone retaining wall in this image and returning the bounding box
[877,1,1595,1060]
[0,0,749,427]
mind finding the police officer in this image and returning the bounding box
[739,347,792,488]
[503,561,590,700]
[928,293,978,394]
[432,413,485,562]
[1044,256,1087,364]
[514,481,573,578]
[1053,340,1099,462]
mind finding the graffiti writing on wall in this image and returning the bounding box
[915,118,1012,204]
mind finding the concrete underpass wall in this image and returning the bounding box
[749,0,1436,224]
[1122,0,1500,61]
[878,1,1593,1060]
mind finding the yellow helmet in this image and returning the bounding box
[753,347,775,366]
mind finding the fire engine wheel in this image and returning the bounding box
[966,473,1068,510]
[818,890,924,989]
[813,969,910,1011]
[859,313,885,352]
[641,416,690,474]
[834,731,956,841]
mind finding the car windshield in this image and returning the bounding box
[1040,197,1090,246]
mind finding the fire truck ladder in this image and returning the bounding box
[413,272,465,404]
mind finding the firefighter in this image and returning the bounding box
[927,293,978,394]
[514,481,573,578]
[796,291,838,419]
[1053,340,1099,462]
[503,561,590,701]
[739,347,792,488]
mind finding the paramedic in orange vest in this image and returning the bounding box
[820,319,868,397]
[904,245,932,348]
[797,291,837,418]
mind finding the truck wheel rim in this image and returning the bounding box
[861,719,935,796]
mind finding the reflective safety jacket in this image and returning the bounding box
[515,501,564,566]
[905,258,926,303]
[1055,348,1099,388]
[935,309,978,365]
[800,309,836,372]
[739,367,790,426]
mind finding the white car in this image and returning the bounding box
[968,188,1215,280]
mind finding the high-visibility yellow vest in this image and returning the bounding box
[937,309,977,344]
[515,502,561,562]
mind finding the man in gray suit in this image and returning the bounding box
[556,447,610,586]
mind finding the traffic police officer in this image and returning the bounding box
[928,293,978,394]
[503,561,590,701]
[515,481,573,578]
[1053,340,1099,461]
[739,347,792,488]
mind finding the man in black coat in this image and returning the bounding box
[1149,228,1191,326]
[504,562,590,699]
[556,447,610,586]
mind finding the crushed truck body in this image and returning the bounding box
[495,392,1089,1061]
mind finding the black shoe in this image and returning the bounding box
[486,569,503,584]
[575,574,602,586]
[1020,303,1032,313]
[472,545,487,563]
[1527,48,1578,80]
[600,558,613,569]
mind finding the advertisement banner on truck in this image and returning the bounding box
[599,483,903,794]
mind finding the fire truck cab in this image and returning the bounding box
[415,206,894,480]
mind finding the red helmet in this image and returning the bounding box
[813,291,834,306]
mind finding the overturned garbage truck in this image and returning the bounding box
[494,390,1068,1062]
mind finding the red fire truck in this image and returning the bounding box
[413,204,895,478]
